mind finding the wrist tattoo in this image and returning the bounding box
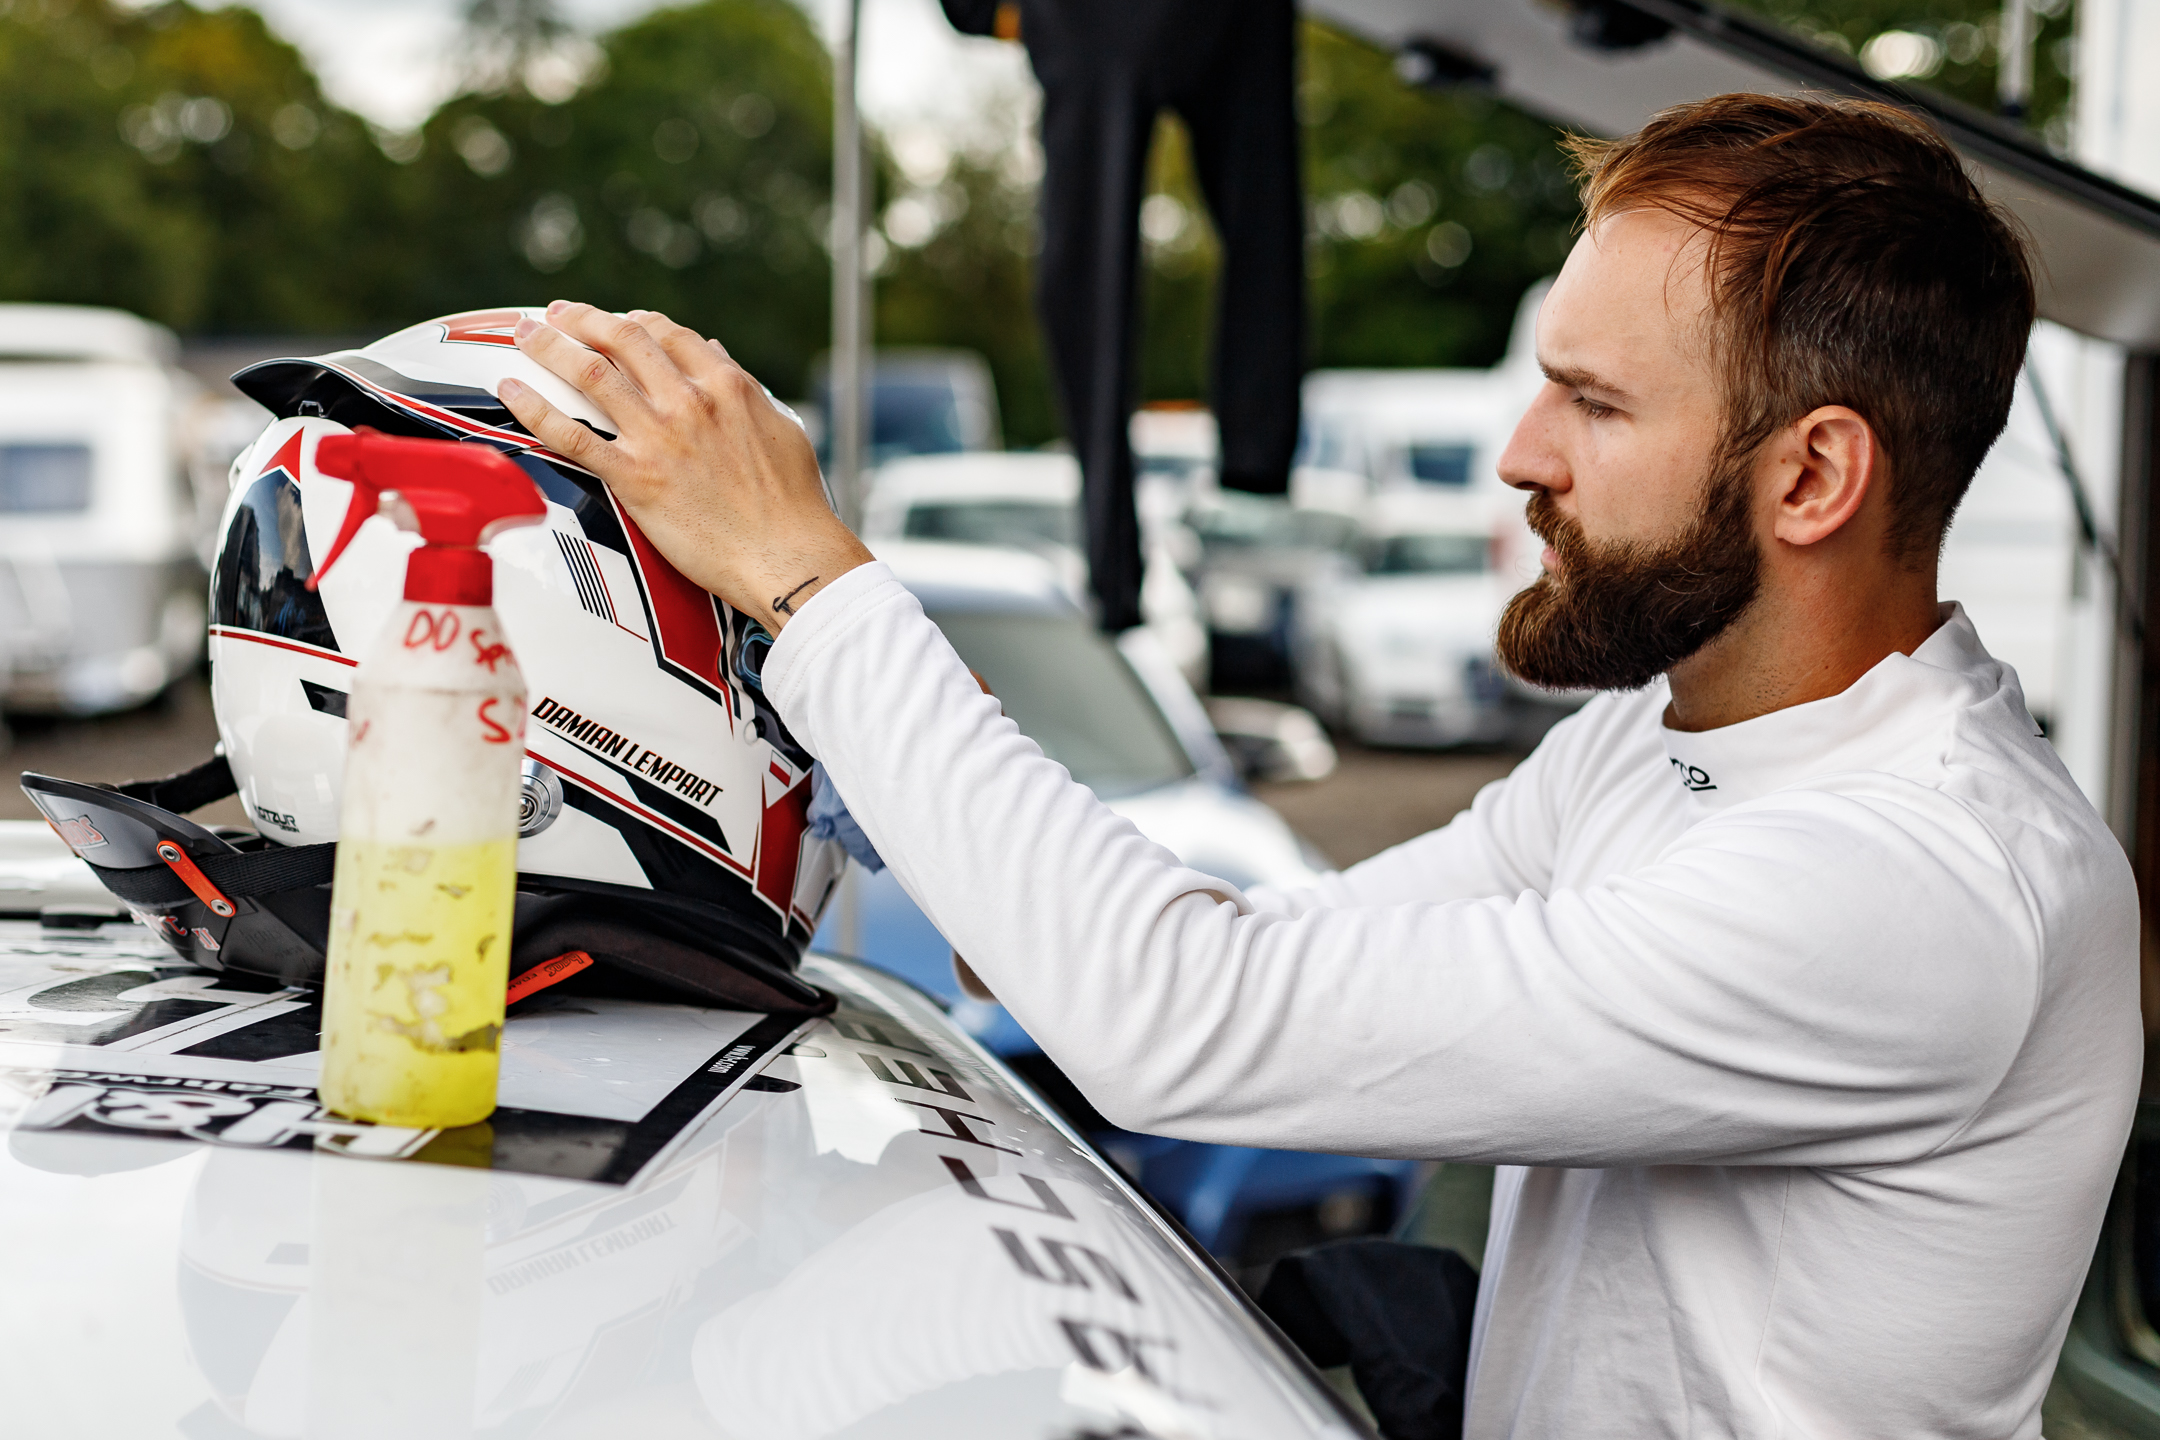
[772,576,819,616]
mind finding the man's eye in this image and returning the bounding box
[1572,395,1616,420]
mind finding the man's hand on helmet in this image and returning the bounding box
[496,300,872,632]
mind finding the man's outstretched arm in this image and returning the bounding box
[496,304,2057,1169]
[762,558,2051,1166]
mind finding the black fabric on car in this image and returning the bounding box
[110,754,239,816]
[1257,1238,1481,1440]
[511,915,834,1014]
[90,844,337,907]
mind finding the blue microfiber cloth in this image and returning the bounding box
[808,763,884,872]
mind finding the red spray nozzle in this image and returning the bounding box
[307,428,548,602]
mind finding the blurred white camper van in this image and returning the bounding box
[0,305,214,715]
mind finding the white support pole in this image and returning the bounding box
[1999,0,2034,119]
[831,0,869,532]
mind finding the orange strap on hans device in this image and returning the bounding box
[506,950,595,1004]
[156,841,237,919]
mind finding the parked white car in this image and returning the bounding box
[0,305,227,715]
[862,451,1210,689]
[1293,494,1519,748]
[0,825,1361,1439]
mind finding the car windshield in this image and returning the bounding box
[1406,443,1474,487]
[928,610,1193,797]
[871,382,967,460]
[903,500,1079,551]
[1189,493,1357,553]
[1366,532,1488,575]
[0,443,91,513]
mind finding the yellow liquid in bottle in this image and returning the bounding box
[318,836,518,1129]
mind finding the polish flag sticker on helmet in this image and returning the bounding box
[438,309,527,347]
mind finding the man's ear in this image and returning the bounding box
[1769,405,1878,549]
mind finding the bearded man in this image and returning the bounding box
[498,94,2139,1439]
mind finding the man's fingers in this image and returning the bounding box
[513,315,655,430]
[545,301,695,405]
[626,309,731,384]
[496,376,623,479]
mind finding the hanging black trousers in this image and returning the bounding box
[944,0,1307,631]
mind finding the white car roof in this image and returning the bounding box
[0,834,1355,1437]
[1364,489,1515,535]
[869,538,1077,616]
[0,303,179,366]
[1130,406,1219,460]
[869,450,1081,507]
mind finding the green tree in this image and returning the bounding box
[865,22,1583,443]
[0,0,406,332]
[1732,0,2078,145]
[1129,6,2079,406]
[398,0,835,397]
[461,0,569,97]
[0,0,2090,428]
[873,143,1056,447]
[1119,21,1578,403]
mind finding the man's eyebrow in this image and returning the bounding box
[1541,363,1633,404]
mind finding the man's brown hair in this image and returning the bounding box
[1566,94,2036,560]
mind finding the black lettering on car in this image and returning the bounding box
[1059,1318,1176,1382]
[995,1228,1139,1301]
[859,1052,972,1102]
[940,1155,1072,1218]
[829,1015,934,1055]
[900,1099,1020,1154]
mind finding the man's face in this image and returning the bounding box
[1493,210,1764,691]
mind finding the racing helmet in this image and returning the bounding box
[21,309,845,1012]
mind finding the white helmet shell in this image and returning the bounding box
[210,309,844,992]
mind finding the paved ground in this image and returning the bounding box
[1,676,252,829]
[1253,741,1522,868]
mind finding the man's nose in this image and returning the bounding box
[1497,383,1571,495]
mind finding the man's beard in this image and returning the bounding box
[1496,458,1763,693]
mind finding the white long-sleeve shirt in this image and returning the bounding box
[766,564,2141,1439]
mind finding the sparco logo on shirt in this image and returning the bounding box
[1670,758,1716,792]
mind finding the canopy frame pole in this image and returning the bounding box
[831,0,868,532]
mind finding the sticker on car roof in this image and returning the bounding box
[0,922,808,1185]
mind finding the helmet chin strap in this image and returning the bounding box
[107,753,240,815]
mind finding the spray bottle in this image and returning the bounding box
[306,427,548,1129]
